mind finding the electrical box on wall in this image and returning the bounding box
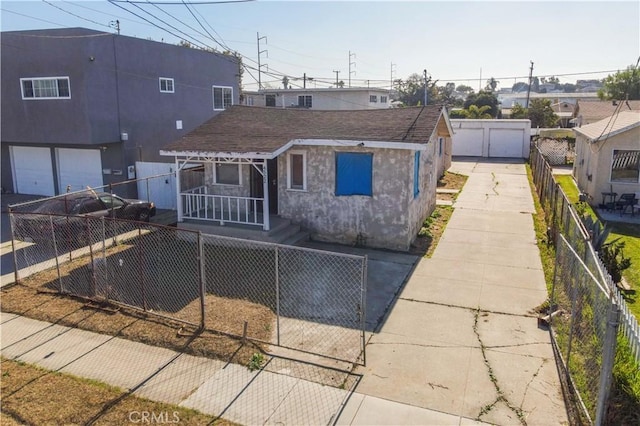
[127,165,136,179]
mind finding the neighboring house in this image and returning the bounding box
[572,100,640,126]
[573,111,640,207]
[160,105,453,251]
[242,88,392,110]
[1,27,239,206]
[498,92,599,110]
[551,101,576,128]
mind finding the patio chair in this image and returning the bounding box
[617,193,638,216]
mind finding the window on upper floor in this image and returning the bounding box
[611,150,640,183]
[266,94,276,107]
[370,95,378,103]
[298,95,312,108]
[335,152,373,196]
[213,86,233,110]
[21,77,70,100]
[159,77,174,93]
[380,96,388,103]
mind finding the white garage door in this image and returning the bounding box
[135,162,176,209]
[452,128,484,156]
[56,148,103,193]
[10,146,55,196]
[488,129,525,158]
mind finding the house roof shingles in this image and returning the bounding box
[573,110,640,142]
[162,105,446,156]
[576,100,640,122]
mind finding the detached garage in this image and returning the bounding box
[451,119,531,159]
[9,146,103,196]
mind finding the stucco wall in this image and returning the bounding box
[277,145,434,251]
[407,141,437,248]
[573,127,640,205]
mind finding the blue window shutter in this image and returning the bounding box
[336,153,373,196]
[414,151,420,198]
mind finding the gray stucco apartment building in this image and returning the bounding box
[1,27,239,204]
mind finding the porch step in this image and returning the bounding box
[177,216,307,245]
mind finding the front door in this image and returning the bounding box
[250,159,278,215]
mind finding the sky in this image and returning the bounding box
[2,1,639,91]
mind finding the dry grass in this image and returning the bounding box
[1,240,275,366]
[410,206,454,257]
[1,358,233,425]
[437,171,468,190]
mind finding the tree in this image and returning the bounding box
[465,105,492,119]
[396,73,428,106]
[527,98,558,128]
[597,64,640,100]
[512,82,529,93]
[464,90,499,118]
[510,103,528,119]
[456,84,474,94]
[485,77,499,92]
[558,83,576,93]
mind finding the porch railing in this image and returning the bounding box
[181,189,264,227]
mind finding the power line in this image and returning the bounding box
[42,0,112,29]
[110,0,255,4]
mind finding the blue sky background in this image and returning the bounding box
[2,1,639,91]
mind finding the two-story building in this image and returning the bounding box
[242,88,392,110]
[1,27,239,206]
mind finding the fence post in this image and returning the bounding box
[86,216,97,297]
[198,231,206,331]
[9,209,20,285]
[595,301,620,426]
[138,226,147,311]
[275,245,280,346]
[361,255,368,366]
[49,215,63,293]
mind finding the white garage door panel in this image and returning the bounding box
[452,128,484,156]
[11,146,55,196]
[135,162,176,209]
[489,129,524,158]
[57,148,103,192]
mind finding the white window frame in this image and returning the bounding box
[609,148,640,184]
[159,77,174,93]
[21,77,71,100]
[298,95,312,108]
[213,86,233,111]
[287,150,307,191]
[369,95,378,103]
[213,162,242,186]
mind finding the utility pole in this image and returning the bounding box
[349,51,356,87]
[303,73,306,89]
[110,19,120,35]
[526,60,534,108]
[423,69,428,106]
[479,67,482,92]
[257,32,268,90]
[390,62,396,92]
[333,70,340,87]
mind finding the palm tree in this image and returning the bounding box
[465,104,493,119]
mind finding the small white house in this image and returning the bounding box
[243,88,392,110]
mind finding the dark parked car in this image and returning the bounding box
[14,191,156,245]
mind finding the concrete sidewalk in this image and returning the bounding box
[347,159,568,425]
[1,312,480,425]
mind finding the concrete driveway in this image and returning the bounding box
[340,158,568,425]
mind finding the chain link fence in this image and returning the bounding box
[551,234,619,424]
[9,201,367,365]
[531,146,640,424]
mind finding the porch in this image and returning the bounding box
[177,214,309,245]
